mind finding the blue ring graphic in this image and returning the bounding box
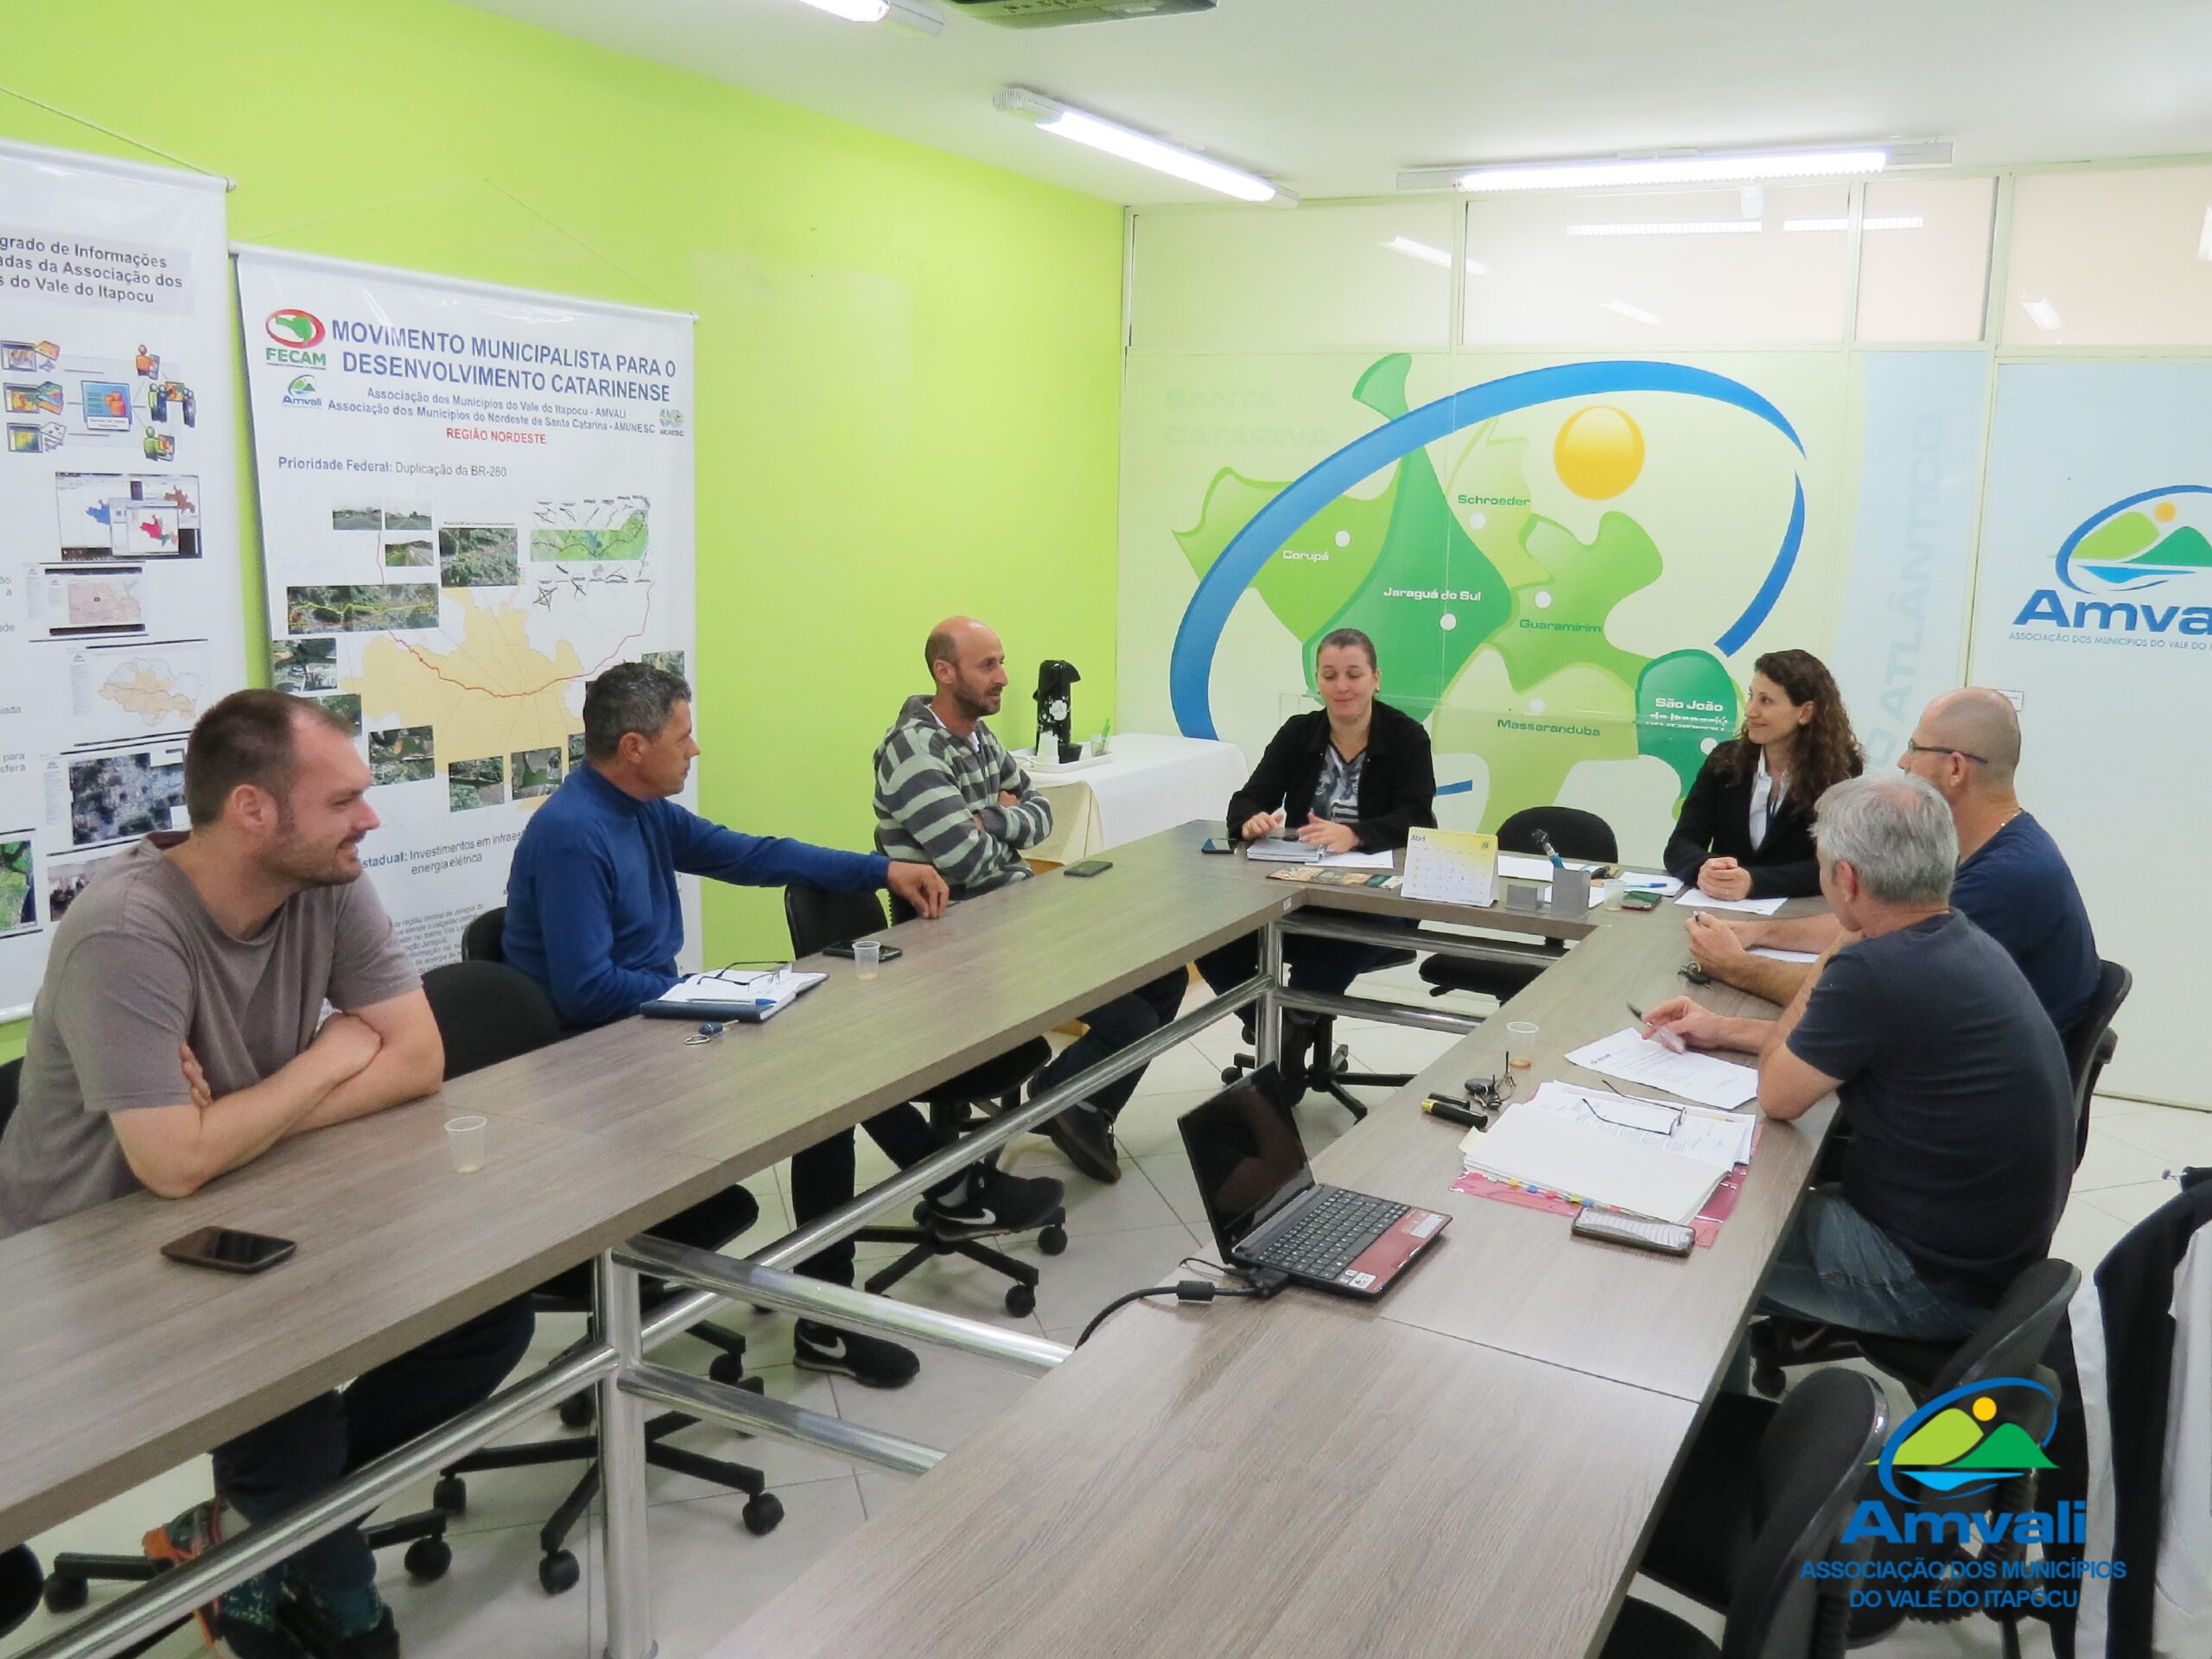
[1169,359,1808,745]
[1876,1376,2057,1506]
[2055,484,2212,593]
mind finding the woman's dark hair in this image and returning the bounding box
[1315,627,1377,670]
[1715,648,1864,805]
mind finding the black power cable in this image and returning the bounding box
[1074,1268,1287,1348]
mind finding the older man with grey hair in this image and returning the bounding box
[1685,687,2098,1032]
[1643,772,2073,1382]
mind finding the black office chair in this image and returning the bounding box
[421,963,781,1595]
[1602,1367,1886,1659]
[460,905,508,965]
[0,1543,38,1638]
[1420,805,1618,1006]
[19,1051,456,1625]
[784,883,1065,1318]
[2063,959,2131,1171]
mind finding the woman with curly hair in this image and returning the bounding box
[1664,648,1864,900]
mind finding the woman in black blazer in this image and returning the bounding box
[1197,627,1437,1014]
[1664,648,1865,901]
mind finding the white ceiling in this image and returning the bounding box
[467,0,2212,207]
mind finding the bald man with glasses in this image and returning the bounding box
[1685,687,2099,1033]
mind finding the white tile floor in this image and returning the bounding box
[6,972,2191,1658]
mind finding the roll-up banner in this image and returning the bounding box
[236,246,696,969]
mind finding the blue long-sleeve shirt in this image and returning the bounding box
[504,763,889,1030]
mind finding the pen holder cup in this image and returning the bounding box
[1548,868,1592,912]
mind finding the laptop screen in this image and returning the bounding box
[1178,1069,1313,1257]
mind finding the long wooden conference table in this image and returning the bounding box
[0,822,1828,1659]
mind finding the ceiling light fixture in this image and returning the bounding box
[1782,215,1926,232]
[791,0,944,33]
[1398,142,1948,195]
[1567,219,1762,238]
[2021,297,2063,331]
[994,88,1294,204]
[1605,299,1661,325]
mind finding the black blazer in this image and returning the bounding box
[1663,741,1861,899]
[1225,700,1438,852]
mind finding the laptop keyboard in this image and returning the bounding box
[1248,1188,1408,1281]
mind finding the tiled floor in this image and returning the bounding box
[6,973,2190,1658]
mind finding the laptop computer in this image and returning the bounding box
[1178,1068,1448,1298]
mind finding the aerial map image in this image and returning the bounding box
[511,747,561,799]
[68,749,186,845]
[371,725,435,785]
[272,637,338,692]
[314,693,363,739]
[448,755,505,810]
[0,838,31,934]
[286,584,440,633]
[439,525,519,588]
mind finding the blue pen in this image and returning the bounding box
[1533,828,1566,873]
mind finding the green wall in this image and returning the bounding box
[0,0,1124,1026]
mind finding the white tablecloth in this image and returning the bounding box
[1026,732,1248,864]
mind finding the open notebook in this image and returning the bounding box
[640,967,827,1023]
[1459,1104,1728,1226]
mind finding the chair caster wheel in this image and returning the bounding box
[1220,1067,1240,1085]
[432,1475,467,1514]
[1004,1282,1037,1317]
[42,1573,87,1613]
[404,1537,452,1581]
[1038,1224,1068,1256]
[739,1374,765,1395]
[1752,1363,1787,1399]
[538,1549,582,1596]
[742,1494,785,1536]
[709,1352,747,1387]
[558,1391,595,1430]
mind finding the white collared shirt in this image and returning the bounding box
[1748,752,1788,851]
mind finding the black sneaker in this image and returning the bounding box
[922,1166,1065,1235]
[1040,1102,1120,1184]
[793,1320,920,1389]
[279,1578,398,1659]
[212,1568,309,1659]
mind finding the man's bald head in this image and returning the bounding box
[924,615,1008,720]
[1919,688,2023,791]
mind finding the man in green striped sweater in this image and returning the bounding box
[874,617,1187,1183]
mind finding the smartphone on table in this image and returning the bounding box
[161,1227,296,1274]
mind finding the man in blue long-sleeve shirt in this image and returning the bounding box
[506,664,1061,1388]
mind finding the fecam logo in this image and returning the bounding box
[265,309,325,349]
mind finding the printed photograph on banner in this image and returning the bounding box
[69,641,210,743]
[0,836,33,936]
[271,637,337,692]
[370,725,435,785]
[237,248,693,969]
[313,693,363,740]
[448,756,505,810]
[46,849,125,925]
[67,743,187,847]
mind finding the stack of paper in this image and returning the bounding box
[1621,873,1685,897]
[1563,1027,1761,1110]
[1245,836,1319,864]
[1514,1081,1755,1171]
[1457,1104,1727,1226]
[1676,890,1789,917]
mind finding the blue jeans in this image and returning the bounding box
[1724,1188,1986,1392]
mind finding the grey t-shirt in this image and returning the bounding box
[0,837,418,1236]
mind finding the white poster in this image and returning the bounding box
[1967,361,2212,1108]
[236,247,696,970]
[0,141,244,1020]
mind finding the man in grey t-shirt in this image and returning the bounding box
[0,691,530,1659]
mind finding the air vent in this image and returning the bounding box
[946,0,1214,27]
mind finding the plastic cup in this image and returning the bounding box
[854,940,882,982]
[446,1115,487,1174]
[1602,876,1625,911]
[1505,1021,1540,1070]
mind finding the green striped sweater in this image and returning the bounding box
[872,695,1052,898]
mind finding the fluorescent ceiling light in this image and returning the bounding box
[1567,219,1761,238]
[791,0,944,29]
[1605,299,1661,325]
[1443,146,1893,194]
[2021,296,2063,331]
[2199,207,2212,263]
[1782,215,1926,232]
[1383,235,1484,274]
[993,88,1292,205]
